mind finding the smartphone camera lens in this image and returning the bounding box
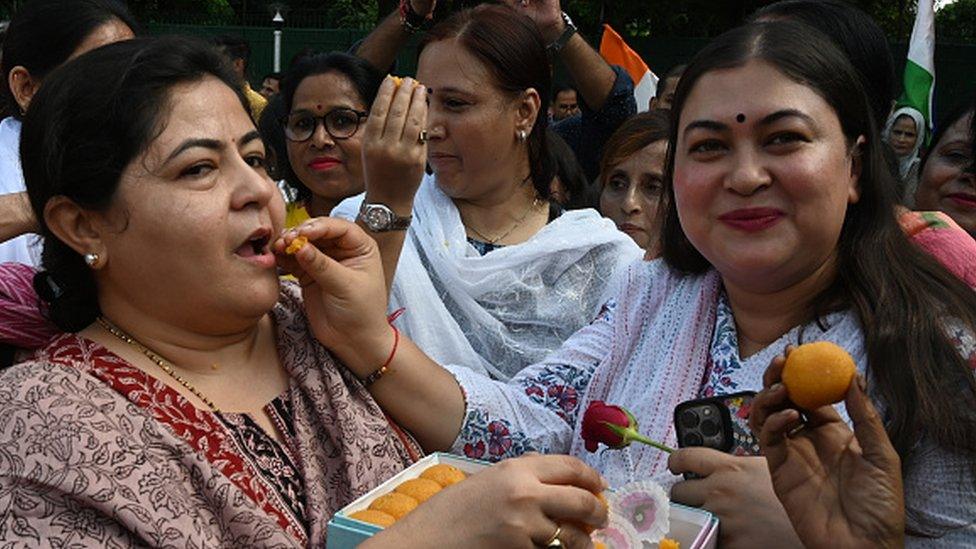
[700,419,720,437]
[683,432,703,447]
[679,410,699,429]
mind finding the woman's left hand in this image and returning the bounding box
[274,218,392,371]
[504,0,564,43]
[669,448,803,549]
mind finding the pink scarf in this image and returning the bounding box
[0,262,59,348]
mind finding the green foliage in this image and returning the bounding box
[938,0,976,41]
[76,0,976,40]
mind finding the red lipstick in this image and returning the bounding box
[718,207,785,232]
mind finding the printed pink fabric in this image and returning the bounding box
[901,211,976,288]
[0,262,58,348]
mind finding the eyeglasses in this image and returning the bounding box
[280,107,368,142]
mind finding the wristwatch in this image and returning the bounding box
[358,202,412,232]
[399,0,432,34]
[547,12,577,54]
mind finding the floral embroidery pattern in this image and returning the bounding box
[460,410,534,461]
[946,320,976,371]
[521,363,590,422]
[701,294,742,398]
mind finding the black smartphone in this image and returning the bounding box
[673,391,760,457]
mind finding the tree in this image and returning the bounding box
[938,0,976,41]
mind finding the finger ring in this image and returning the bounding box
[544,525,562,547]
[787,421,807,438]
[418,130,428,144]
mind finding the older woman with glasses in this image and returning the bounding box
[277,53,383,223]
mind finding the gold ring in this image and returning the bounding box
[544,525,562,547]
[787,421,806,438]
[418,130,428,144]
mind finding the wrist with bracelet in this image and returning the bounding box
[360,308,406,388]
[399,0,432,34]
[546,12,577,55]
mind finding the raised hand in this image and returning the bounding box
[361,75,429,212]
[502,0,564,42]
[408,0,436,18]
[748,352,905,549]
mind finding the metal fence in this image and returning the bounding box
[148,23,976,121]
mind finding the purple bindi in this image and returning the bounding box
[736,113,746,123]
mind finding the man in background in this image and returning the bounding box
[213,34,267,120]
[260,71,282,99]
[649,64,684,110]
[550,84,580,121]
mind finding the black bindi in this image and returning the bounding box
[735,113,746,123]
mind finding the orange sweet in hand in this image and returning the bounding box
[659,538,680,549]
[368,492,419,520]
[782,341,856,410]
[349,509,396,528]
[419,463,467,487]
[285,235,308,255]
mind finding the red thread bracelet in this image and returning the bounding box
[362,308,406,387]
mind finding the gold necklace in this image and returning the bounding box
[97,317,221,413]
[465,197,545,245]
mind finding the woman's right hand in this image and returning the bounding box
[369,454,608,549]
[361,75,429,213]
[748,353,905,549]
[273,217,391,370]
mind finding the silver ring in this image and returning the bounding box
[418,130,428,144]
[544,525,562,547]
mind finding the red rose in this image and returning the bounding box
[580,400,675,454]
[581,401,633,452]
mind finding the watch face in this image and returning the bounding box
[364,205,393,230]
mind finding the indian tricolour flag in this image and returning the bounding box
[599,24,657,113]
[899,0,936,136]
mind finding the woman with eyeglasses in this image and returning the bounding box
[278,53,383,224]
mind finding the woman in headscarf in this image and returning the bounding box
[883,106,927,202]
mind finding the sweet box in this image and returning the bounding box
[327,453,718,549]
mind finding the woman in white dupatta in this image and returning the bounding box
[883,106,927,202]
[319,20,976,547]
[333,4,640,380]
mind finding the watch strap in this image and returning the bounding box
[547,12,577,54]
[399,0,432,34]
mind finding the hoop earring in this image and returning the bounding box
[84,253,100,268]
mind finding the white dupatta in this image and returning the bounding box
[333,174,642,380]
